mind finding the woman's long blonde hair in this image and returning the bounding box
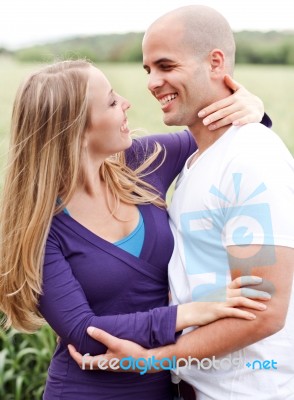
[0,60,165,333]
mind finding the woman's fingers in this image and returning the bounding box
[198,97,234,123]
[229,276,262,289]
[229,287,271,300]
[200,95,262,129]
[216,295,267,321]
[228,276,271,300]
[241,288,271,300]
[199,102,258,130]
[226,296,267,311]
[224,74,242,92]
[204,110,250,130]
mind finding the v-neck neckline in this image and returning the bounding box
[54,204,167,283]
[55,205,155,260]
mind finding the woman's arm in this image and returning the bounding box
[39,233,180,355]
[176,275,270,330]
[126,130,196,194]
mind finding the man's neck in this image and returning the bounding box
[188,123,230,166]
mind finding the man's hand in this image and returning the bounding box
[68,327,149,371]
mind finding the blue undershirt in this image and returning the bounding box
[62,205,145,257]
[113,210,144,257]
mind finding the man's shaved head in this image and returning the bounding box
[144,5,235,73]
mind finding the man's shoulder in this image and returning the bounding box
[229,123,292,159]
[222,124,294,182]
[234,122,276,144]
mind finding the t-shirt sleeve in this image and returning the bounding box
[38,233,178,355]
[125,130,197,193]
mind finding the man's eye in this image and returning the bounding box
[111,100,118,107]
[161,65,172,70]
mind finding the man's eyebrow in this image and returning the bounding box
[143,58,175,70]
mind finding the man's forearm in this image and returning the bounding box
[150,310,279,362]
[152,246,293,363]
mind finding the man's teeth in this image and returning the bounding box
[159,94,178,106]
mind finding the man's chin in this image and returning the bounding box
[163,116,180,126]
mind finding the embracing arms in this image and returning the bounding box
[69,245,293,370]
[39,234,268,356]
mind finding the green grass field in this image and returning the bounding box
[0,57,294,184]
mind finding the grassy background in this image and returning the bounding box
[97,62,294,155]
[0,58,294,399]
[1,58,294,174]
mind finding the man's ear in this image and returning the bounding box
[209,49,225,76]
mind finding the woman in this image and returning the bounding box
[0,60,270,399]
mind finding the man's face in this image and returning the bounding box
[142,23,212,129]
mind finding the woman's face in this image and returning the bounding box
[84,66,132,160]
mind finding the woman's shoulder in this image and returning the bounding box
[46,213,73,246]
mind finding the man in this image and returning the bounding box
[70,5,294,399]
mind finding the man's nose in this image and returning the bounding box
[147,71,164,92]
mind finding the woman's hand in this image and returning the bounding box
[198,75,264,130]
[227,275,272,300]
[176,276,271,329]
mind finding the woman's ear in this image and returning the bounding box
[209,49,225,76]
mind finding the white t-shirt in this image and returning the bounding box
[168,123,294,399]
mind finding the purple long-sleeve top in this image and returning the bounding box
[38,131,196,400]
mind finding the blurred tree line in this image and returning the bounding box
[2,30,294,64]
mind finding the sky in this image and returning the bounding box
[1,0,293,50]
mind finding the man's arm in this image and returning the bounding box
[152,245,293,362]
[69,246,293,370]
